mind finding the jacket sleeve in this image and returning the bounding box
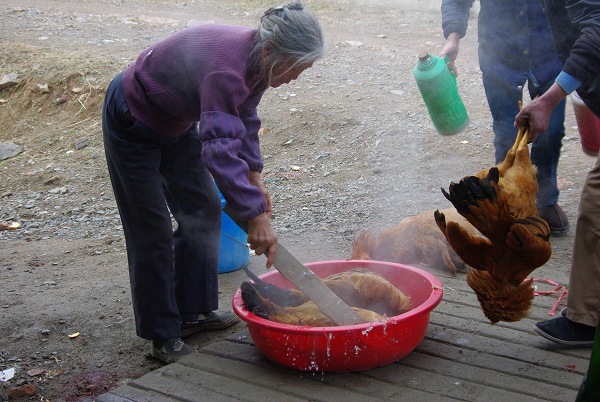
[198,71,267,220]
[561,0,600,86]
[237,92,265,174]
[441,0,474,38]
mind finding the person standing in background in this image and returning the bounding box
[515,0,600,346]
[440,0,569,235]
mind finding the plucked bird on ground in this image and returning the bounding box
[240,267,412,327]
[434,126,552,323]
[351,207,475,275]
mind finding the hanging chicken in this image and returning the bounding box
[435,126,552,323]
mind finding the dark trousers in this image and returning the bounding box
[102,72,222,341]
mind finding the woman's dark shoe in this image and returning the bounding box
[180,310,240,338]
[534,316,596,347]
[537,204,569,236]
[152,338,196,363]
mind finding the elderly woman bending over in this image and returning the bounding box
[101,2,324,363]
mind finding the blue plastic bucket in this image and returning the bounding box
[216,186,250,273]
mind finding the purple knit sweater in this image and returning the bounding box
[122,24,269,220]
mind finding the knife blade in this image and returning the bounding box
[223,205,364,326]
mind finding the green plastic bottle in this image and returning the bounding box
[413,51,469,135]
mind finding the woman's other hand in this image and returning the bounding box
[248,212,278,268]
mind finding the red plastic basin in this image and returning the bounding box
[232,260,443,372]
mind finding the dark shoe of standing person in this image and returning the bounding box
[538,204,569,236]
[534,316,596,347]
[180,310,240,338]
[152,338,196,363]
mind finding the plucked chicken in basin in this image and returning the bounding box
[232,260,443,372]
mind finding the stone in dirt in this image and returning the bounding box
[0,72,19,90]
[6,383,39,398]
[0,142,23,161]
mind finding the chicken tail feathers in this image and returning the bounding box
[487,166,500,184]
[441,187,451,203]
[442,175,497,216]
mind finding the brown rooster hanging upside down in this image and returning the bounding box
[351,128,547,277]
[350,125,551,323]
[435,126,552,323]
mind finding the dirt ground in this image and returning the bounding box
[0,0,596,400]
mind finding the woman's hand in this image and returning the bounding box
[247,213,278,268]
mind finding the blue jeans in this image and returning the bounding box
[483,72,566,208]
[102,72,222,341]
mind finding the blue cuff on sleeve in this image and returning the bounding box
[555,71,582,95]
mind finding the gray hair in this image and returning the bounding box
[252,2,325,78]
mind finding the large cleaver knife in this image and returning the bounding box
[223,205,364,326]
